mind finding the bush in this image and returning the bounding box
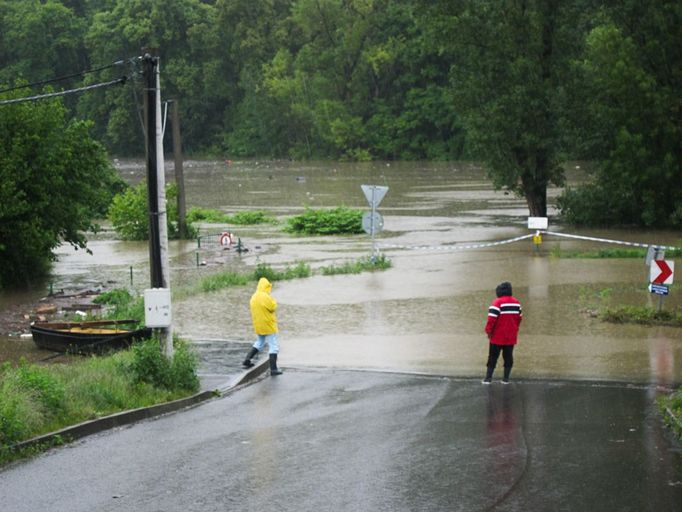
[187,208,276,225]
[285,207,363,235]
[108,182,198,240]
[93,288,144,323]
[128,337,199,392]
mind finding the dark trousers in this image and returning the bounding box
[487,344,514,369]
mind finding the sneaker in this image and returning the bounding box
[242,360,254,369]
[501,379,510,385]
[481,379,491,385]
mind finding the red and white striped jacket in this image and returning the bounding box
[485,296,522,345]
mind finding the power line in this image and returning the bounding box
[0,77,127,106]
[0,60,126,95]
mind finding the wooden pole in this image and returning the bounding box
[171,99,188,238]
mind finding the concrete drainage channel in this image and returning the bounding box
[9,358,271,456]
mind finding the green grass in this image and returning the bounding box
[198,262,312,293]
[0,337,199,465]
[551,247,682,259]
[658,389,682,440]
[320,254,392,275]
[600,305,682,327]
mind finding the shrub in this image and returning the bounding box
[187,208,276,225]
[93,288,144,323]
[231,211,277,225]
[108,182,197,240]
[285,207,363,235]
[128,337,199,392]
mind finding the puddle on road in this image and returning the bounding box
[2,160,680,385]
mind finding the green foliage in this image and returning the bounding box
[0,343,200,464]
[186,207,231,224]
[253,261,311,281]
[550,247,682,259]
[658,390,682,439]
[198,262,311,293]
[93,288,145,323]
[320,254,392,275]
[600,306,682,327]
[437,0,584,216]
[128,337,199,392]
[187,207,276,225]
[0,92,123,288]
[558,2,682,227]
[285,207,363,235]
[231,211,277,225]
[108,182,197,240]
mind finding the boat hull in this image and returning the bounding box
[31,321,153,354]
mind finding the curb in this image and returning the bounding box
[9,358,271,455]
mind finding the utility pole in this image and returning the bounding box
[142,50,173,358]
[170,99,188,239]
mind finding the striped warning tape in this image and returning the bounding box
[376,231,681,253]
[542,231,681,251]
[377,234,534,252]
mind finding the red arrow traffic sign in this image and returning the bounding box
[650,260,674,285]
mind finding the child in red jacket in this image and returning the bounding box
[483,282,522,384]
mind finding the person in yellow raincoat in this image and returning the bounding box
[242,277,282,375]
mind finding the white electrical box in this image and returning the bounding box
[144,288,172,328]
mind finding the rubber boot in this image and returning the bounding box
[269,353,283,376]
[242,347,259,368]
[502,366,511,384]
[482,366,494,384]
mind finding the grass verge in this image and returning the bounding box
[0,337,199,466]
[658,390,682,440]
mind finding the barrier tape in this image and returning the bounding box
[377,231,680,253]
[542,231,681,251]
[377,234,534,252]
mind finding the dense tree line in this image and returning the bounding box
[0,0,680,283]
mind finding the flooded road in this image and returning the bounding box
[2,160,680,386]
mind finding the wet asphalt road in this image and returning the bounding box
[1,369,681,512]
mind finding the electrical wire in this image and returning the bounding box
[0,60,126,95]
[0,77,127,106]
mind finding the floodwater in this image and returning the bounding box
[1,159,681,386]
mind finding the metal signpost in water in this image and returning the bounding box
[648,258,675,312]
[361,185,388,260]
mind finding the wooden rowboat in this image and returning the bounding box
[30,319,152,354]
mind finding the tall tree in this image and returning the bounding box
[0,93,122,288]
[428,0,590,216]
[558,0,682,227]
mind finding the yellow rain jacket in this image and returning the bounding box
[250,277,278,335]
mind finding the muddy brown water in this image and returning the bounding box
[1,160,680,386]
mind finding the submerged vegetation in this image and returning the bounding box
[285,207,363,235]
[600,306,682,328]
[320,254,392,275]
[187,208,277,226]
[0,337,199,465]
[551,247,682,259]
